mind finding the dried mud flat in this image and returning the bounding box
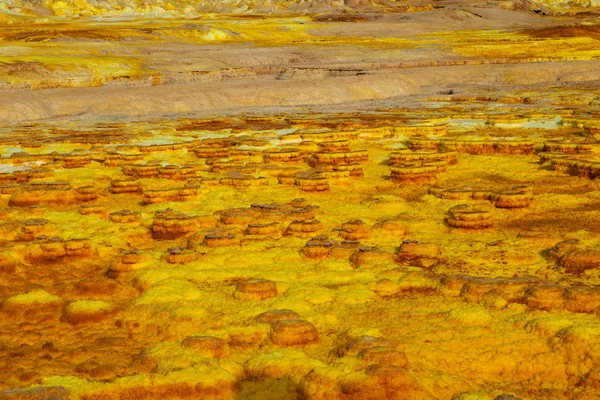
[2,1,600,399]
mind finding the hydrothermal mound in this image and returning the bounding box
[2,1,600,400]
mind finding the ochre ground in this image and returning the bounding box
[1,1,600,399]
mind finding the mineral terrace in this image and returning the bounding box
[1,0,600,399]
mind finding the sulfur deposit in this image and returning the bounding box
[2,0,600,399]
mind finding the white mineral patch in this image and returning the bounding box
[496,116,563,129]
[0,164,28,173]
[1,146,24,157]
